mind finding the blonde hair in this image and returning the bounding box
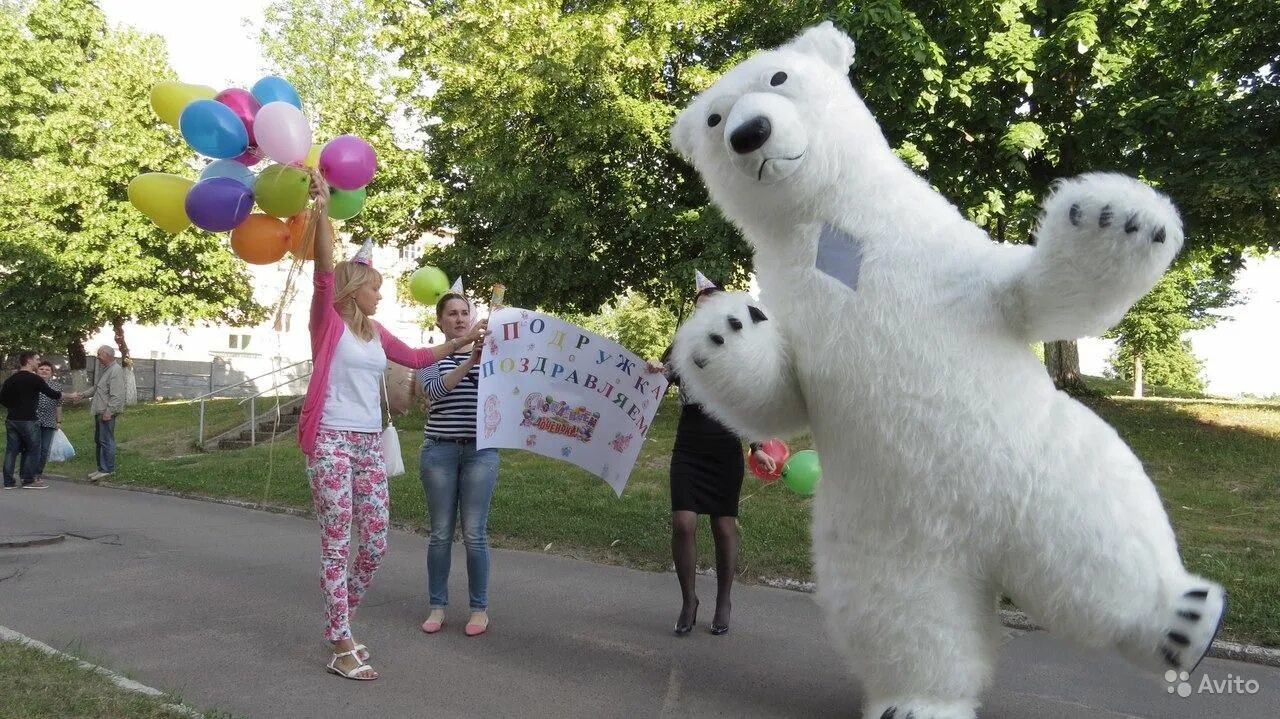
[333,260,383,341]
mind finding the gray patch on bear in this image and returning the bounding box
[816,224,863,291]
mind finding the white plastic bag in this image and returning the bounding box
[380,424,404,477]
[48,428,75,462]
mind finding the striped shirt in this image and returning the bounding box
[418,352,479,439]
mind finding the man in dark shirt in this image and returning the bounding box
[1,352,72,489]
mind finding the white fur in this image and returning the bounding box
[670,21,1224,718]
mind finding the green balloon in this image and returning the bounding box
[255,164,309,217]
[329,186,366,220]
[781,450,821,496]
[409,265,450,305]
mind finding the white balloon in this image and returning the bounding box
[253,101,312,166]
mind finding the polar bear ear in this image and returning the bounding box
[788,21,856,72]
[670,111,695,161]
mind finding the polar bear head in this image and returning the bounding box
[672,22,891,222]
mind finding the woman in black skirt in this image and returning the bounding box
[646,280,776,636]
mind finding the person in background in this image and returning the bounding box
[1,352,71,490]
[77,345,126,482]
[32,360,62,481]
[646,272,777,636]
[298,170,486,681]
[417,286,500,638]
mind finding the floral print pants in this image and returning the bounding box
[307,429,390,642]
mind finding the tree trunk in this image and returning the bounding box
[111,316,131,365]
[111,316,139,404]
[1132,353,1144,398]
[1043,340,1091,394]
[67,339,89,392]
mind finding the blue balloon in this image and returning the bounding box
[184,177,254,232]
[179,100,249,159]
[199,159,257,189]
[251,76,302,109]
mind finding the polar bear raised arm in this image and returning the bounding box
[997,173,1184,342]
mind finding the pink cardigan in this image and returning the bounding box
[299,268,439,457]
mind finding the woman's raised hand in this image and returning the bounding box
[645,359,665,374]
[462,319,488,347]
[306,167,330,215]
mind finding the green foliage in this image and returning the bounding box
[257,0,437,247]
[0,0,260,358]
[1104,251,1235,395]
[563,290,676,360]
[379,0,751,312]
[1107,339,1207,394]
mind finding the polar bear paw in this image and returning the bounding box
[867,698,977,719]
[670,292,803,436]
[1038,172,1183,279]
[1161,582,1227,674]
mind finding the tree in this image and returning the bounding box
[378,0,752,313]
[0,0,261,367]
[564,290,677,360]
[1104,251,1234,397]
[257,0,437,249]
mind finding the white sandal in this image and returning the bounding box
[354,644,370,662]
[326,648,377,681]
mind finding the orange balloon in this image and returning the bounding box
[230,214,290,264]
[285,211,314,260]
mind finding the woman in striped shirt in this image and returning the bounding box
[417,290,499,637]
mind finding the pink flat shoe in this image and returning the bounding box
[421,617,444,634]
[464,613,489,637]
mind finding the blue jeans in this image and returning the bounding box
[95,414,117,474]
[420,439,499,610]
[3,419,39,487]
[35,425,56,476]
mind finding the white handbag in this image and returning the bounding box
[380,375,405,477]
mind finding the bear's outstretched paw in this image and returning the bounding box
[1160,582,1227,674]
[1040,173,1182,268]
[670,292,804,436]
[867,698,977,719]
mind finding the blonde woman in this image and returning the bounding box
[298,171,486,680]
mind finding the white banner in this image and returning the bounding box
[476,308,668,495]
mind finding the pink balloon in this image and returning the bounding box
[254,101,312,166]
[319,135,377,190]
[231,145,263,166]
[216,88,262,144]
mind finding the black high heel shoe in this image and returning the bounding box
[710,623,729,636]
[674,599,699,635]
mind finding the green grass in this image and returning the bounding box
[0,640,232,719]
[45,380,1280,647]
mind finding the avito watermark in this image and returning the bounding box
[1166,670,1262,698]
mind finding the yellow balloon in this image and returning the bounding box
[128,174,194,234]
[150,81,218,128]
[304,144,322,169]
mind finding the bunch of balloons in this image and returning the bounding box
[749,439,821,495]
[129,76,378,265]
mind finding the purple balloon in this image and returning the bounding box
[184,177,254,232]
[319,135,377,190]
[216,88,262,144]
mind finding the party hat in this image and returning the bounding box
[351,238,374,267]
[450,276,464,294]
[694,270,717,294]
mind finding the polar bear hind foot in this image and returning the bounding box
[868,698,977,719]
[1162,582,1227,674]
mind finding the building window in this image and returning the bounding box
[229,334,251,350]
[399,243,422,261]
[283,314,292,332]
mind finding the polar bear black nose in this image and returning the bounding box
[729,116,771,154]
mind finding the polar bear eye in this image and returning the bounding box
[707,114,722,128]
[770,71,788,86]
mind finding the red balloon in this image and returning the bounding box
[748,438,790,481]
[216,88,263,144]
[231,145,263,167]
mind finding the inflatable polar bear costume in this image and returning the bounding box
[668,21,1226,719]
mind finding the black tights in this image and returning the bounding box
[672,510,739,627]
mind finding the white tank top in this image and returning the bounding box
[319,325,387,433]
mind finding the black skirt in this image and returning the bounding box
[669,404,745,517]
